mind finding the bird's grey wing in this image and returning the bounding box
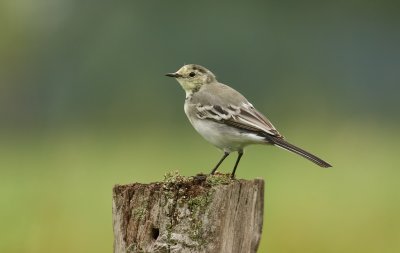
[190,82,283,137]
[195,102,283,138]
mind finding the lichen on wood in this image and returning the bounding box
[112,171,264,253]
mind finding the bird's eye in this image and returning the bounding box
[189,72,196,77]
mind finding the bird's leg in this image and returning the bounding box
[231,151,244,179]
[210,152,230,175]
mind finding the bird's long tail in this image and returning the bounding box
[266,135,332,168]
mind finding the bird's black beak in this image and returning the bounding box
[165,72,182,78]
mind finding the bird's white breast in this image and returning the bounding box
[184,103,265,152]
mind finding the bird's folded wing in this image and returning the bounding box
[195,103,283,138]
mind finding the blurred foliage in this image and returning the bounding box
[0,1,399,252]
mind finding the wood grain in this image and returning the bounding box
[112,173,264,253]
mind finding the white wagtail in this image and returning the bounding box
[166,64,332,178]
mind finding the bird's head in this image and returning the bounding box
[166,64,216,93]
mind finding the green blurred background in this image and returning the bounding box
[1,1,399,252]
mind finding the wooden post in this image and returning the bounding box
[112,172,264,253]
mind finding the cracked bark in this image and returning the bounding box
[112,174,264,253]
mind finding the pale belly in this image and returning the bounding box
[187,116,267,152]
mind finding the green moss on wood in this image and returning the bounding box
[206,173,232,186]
[132,206,147,221]
[158,171,235,250]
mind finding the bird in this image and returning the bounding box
[166,64,331,178]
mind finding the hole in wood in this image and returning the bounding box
[151,227,159,240]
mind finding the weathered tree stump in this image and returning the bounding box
[112,172,264,253]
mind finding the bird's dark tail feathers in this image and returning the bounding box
[266,135,332,168]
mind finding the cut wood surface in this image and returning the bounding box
[112,172,264,253]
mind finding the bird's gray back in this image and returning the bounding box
[189,82,248,106]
